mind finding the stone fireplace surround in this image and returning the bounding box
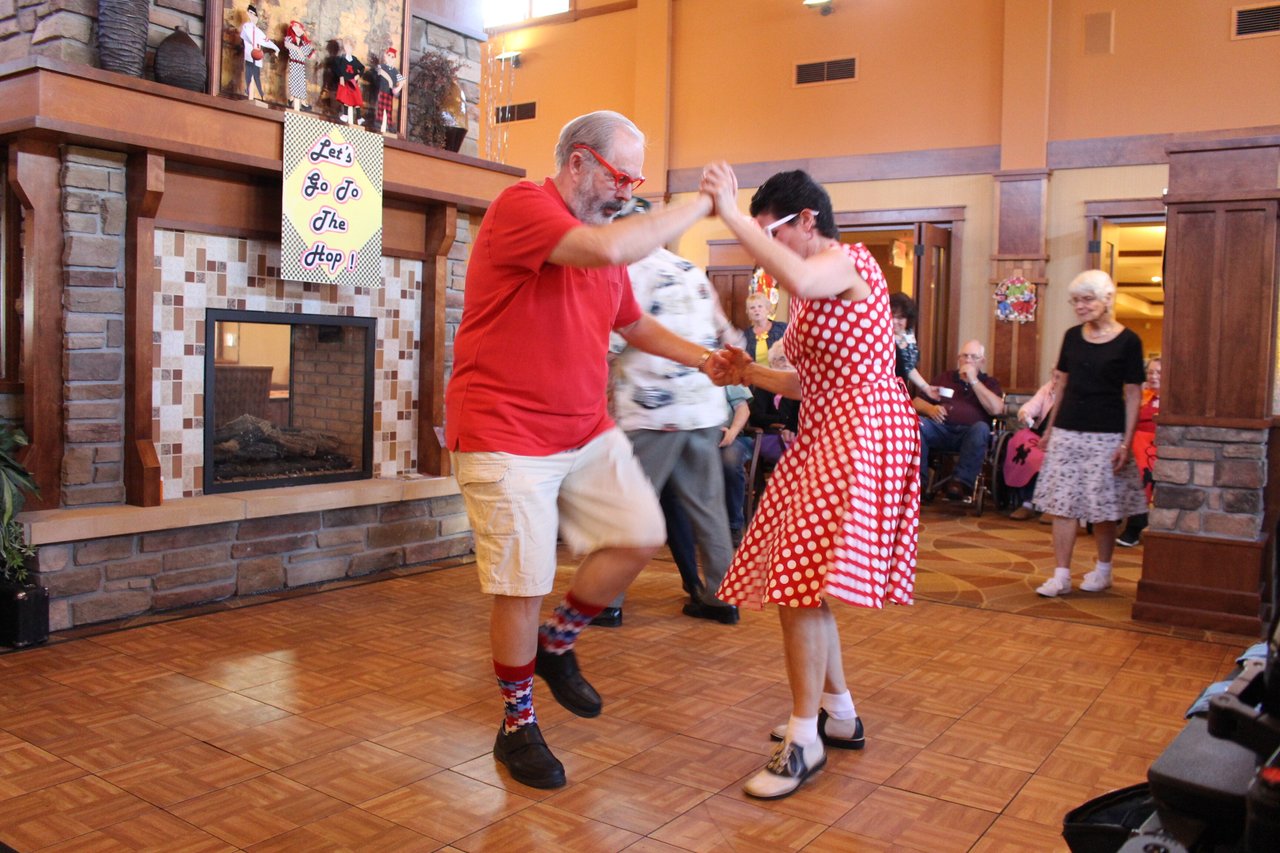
[2,61,525,634]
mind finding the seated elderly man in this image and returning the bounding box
[916,340,1005,501]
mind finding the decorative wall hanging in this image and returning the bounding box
[751,266,779,313]
[994,275,1037,323]
[281,112,383,288]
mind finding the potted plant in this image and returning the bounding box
[407,49,467,152]
[0,425,45,648]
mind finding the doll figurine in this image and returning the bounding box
[283,20,314,111]
[331,40,365,124]
[239,4,279,104]
[374,47,405,135]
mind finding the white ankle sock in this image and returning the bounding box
[821,691,856,721]
[786,714,819,746]
[1094,561,1112,574]
[1054,567,1071,582]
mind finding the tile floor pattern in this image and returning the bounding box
[0,509,1260,851]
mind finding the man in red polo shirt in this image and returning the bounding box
[446,111,725,789]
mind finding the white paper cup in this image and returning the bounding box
[937,387,955,399]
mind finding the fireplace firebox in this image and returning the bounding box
[203,309,375,493]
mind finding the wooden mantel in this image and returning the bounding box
[0,57,522,208]
[0,57,523,509]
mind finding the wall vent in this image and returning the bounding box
[795,57,856,85]
[1234,3,1280,38]
[494,102,537,124]
[1083,11,1114,54]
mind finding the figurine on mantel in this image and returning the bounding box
[283,20,315,111]
[331,40,365,125]
[374,47,405,135]
[239,3,279,105]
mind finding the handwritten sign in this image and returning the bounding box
[282,112,383,287]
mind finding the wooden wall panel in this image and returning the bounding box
[1160,207,1217,420]
[1216,204,1276,419]
[8,140,62,510]
[124,151,165,507]
[1162,202,1278,423]
[417,204,454,476]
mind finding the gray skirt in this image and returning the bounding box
[1032,428,1147,523]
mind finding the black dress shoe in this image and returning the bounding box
[494,723,566,789]
[682,600,740,625]
[589,607,622,628]
[534,646,601,718]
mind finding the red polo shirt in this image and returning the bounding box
[445,179,642,455]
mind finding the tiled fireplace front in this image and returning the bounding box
[153,229,424,499]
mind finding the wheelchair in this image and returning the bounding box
[921,404,1019,516]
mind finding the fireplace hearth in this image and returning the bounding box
[204,309,375,493]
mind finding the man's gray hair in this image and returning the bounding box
[554,111,644,171]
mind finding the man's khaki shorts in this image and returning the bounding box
[453,429,666,597]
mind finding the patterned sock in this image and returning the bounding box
[495,659,537,734]
[538,590,604,655]
[821,691,857,721]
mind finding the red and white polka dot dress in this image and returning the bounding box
[719,243,920,610]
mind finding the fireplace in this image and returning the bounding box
[203,309,375,493]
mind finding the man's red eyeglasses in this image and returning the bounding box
[572,143,646,193]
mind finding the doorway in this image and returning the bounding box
[706,207,962,382]
[1086,200,1166,360]
[837,222,954,381]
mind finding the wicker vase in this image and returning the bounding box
[97,0,151,77]
[154,26,207,92]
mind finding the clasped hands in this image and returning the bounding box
[698,161,739,218]
[701,345,754,387]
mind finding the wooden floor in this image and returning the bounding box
[0,513,1256,852]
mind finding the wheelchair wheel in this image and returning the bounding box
[989,429,1014,512]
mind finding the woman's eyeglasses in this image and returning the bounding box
[1069,294,1100,306]
[572,144,645,192]
[763,212,800,239]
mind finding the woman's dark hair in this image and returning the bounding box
[749,170,838,239]
[888,292,917,330]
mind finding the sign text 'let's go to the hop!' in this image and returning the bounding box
[299,136,363,273]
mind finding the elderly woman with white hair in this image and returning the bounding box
[1032,270,1148,597]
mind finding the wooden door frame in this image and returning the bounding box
[835,206,965,380]
[707,207,964,369]
[1083,197,1166,270]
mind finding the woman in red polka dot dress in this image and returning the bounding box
[701,166,920,799]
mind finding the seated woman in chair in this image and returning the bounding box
[748,341,800,468]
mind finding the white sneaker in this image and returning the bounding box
[1035,576,1072,597]
[743,739,826,800]
[1080,570,1113,592]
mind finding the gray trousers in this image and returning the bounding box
[612,427,734,607]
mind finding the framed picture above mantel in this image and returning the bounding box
[211,0,408,132]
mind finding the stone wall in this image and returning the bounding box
[0,0,204,76]
[33,493,473,629]
[61,146,127,507]
[408,17,481,159]
[1149,425,1267,540]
